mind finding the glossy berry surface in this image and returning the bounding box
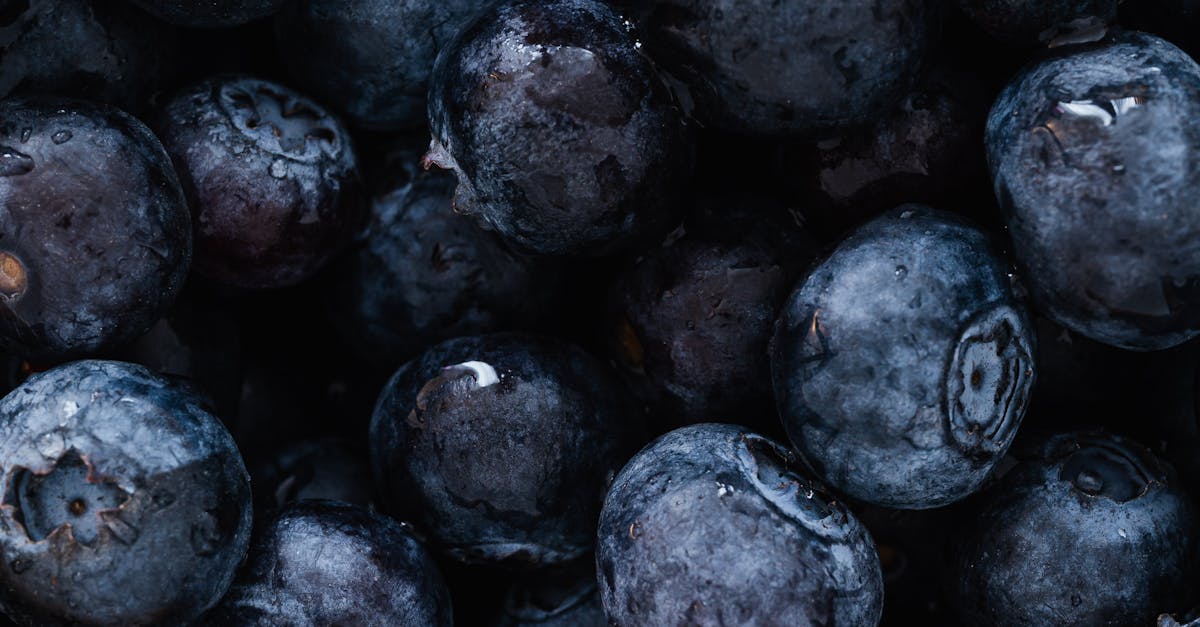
[629,0,941,135]
[609,202,816,428]
[370,333,642,568]
[327,159,557,369]
[949,431,1200,625]
[0,97,191,362]
[988,31,1200,351]
[206,500,452,626]
[596,423,883,626]
[127,0,288,28]
[153,75,363,289]
[0,360,251,625]
[772,206,1036,509]
[425,0,692,257]
[274,0,485,130]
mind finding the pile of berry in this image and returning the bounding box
[0,0,1198,625]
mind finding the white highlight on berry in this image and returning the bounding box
[457,361,499,388]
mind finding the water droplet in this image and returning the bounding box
[1112,163,1126,174]
[268,159,287,178]
[0,147,34,177]
[894,265,908,278]
[1118,528,1128,538]
[50,130,72,145]
[9,559,30,574]
[19,129,30,143]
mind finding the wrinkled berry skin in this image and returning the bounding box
[205,500,452,626]
[628,0,940,135]
[275,0,485,130]
[949,432,1200,625]
[957,0,1119,46]
[987,32,1200,351]
[0,97,191,362]
[597,423,883,626]
[153,75,363,289]
[327,160,558,369]
[0,0,177,113]
[425,0,692,257]
[772,206,1036,509]
[127,0,287,27]
[0,360,252,626]
[608,203,816,428]
[370,333,642,568]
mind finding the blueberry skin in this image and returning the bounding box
[204,500,451,626]
[0,97,191,362]
[949,431,1200,625]
[425,0,692,257]
[127,0,287,27]
[596,423,883,626]
[0,0,178,113]
[608,203,816,428]
[152,75,363,289]
[783,64,993,233]
[772,206,1036,509]
[957,0,1119,46]
[250,438,375,511]
[327,160,558,369]
[370,333,643,567]
[988,32,1200,351]
[275,0,485,130]
[0,360,252,626]
[494,561,606,627]
[628,0,940,135]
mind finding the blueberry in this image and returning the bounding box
[205,500,452,626]
[772,205,1036,509]
[627,0,941,135]
[494,561,606,627]
[0,360,251,625]
[596,423,883,625]
[956,0,1119,46]
[987,31,1200,351]
[152,75,364,289]
[608,201,816,428]
[948,431,1200,625]
[326,155,559,369]
[0,0,178,112]
[126,0,287,28]
[0,96,191,362]
[274,0,485,130]
[369,333,643,567]
[424,0,693,257]
[251,438,375,510]
[782,64,994,234]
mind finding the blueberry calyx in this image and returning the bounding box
[945,303,1034,455]
[1055,435,1163,502]
[218,80,340,163]
[3,449,131,547]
